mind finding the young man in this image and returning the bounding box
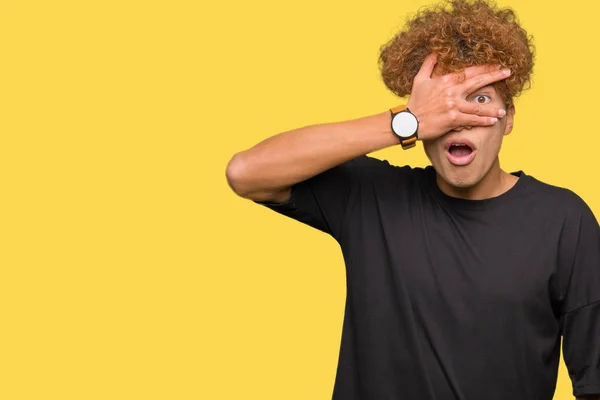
[226,0,600,399]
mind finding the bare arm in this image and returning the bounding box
[225,53,510,203]
[225,111,397,203]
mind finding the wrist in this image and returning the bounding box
[375,110,401,146]
[389,105,419,149]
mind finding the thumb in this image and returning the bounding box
[415,53,438,82]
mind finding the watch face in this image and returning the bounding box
[392,112,418,138]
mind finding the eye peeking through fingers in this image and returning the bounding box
[471,94,491,104]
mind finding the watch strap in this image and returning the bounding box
[400,136,417,149]
[390,104,408,114]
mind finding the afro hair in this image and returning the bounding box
[378,0,535,103]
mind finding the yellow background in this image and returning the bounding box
[1,0,598,399]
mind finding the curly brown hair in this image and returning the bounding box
[378,0,535,103]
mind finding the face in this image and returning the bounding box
[422,84,516,189]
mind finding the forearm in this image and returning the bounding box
[225,58,510,202]
[225,110,398,201]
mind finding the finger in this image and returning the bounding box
[439,64,500,86]
[458,102,506,118]
[415,53,438,82]
[454,113,499,127]
[462,63,502,80]
[460,68,511,94]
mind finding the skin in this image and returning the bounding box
[226,54,510,204]
[423,84,518,201]
[405,52,518,201]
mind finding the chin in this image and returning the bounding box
[437,165,482,189]
[447,177,479,188]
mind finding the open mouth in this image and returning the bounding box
[445,141,476,166]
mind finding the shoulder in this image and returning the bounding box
[523,174,597,222]
[345,154,403,170]
[339,155,419,180]
[340,156,432,202]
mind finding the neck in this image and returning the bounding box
[436,158,519,200]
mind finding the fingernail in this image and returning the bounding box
[498,109,506,117]
[502,68,511,75]
[491,117,498,123]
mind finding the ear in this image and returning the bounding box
[503,103,516,136]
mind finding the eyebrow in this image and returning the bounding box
[476,85,494,92]
[469,85,496,97]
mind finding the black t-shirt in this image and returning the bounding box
[255,155,600,400]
